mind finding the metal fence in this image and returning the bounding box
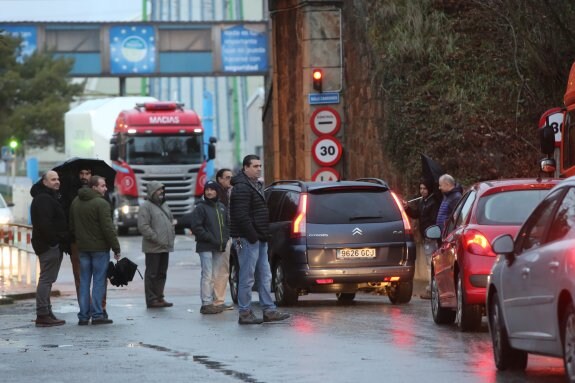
[0,223,38,298]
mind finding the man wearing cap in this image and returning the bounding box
[137,181,176,308]
[190,180,230,314]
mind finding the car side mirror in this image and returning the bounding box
[492,234,515,264]
[425,225,441,240]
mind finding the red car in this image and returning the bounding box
[425,178,560,332]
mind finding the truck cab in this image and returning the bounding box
[110,102,215,234]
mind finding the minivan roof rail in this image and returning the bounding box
[355,178,389,188]
[268,180,305,188]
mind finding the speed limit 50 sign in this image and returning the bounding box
[312,136,342,167]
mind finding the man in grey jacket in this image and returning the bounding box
[137,181,176,308]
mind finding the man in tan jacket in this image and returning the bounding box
[137,181,175,308]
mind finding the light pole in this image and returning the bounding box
[8,140,18,188]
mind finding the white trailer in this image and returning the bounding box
[65,97,157,162]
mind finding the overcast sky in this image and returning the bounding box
[0,0,142,22]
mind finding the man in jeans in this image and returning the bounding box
[191,180,229,314]
[70,176,121,325]
[229,154,290,325]
[30,171,70,327]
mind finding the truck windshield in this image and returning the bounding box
[126,134,203,165]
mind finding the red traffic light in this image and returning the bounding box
[312,69,323,92]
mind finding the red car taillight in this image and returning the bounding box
[391,191,412,235]
[291,193,308,238]
[464,229,496,257]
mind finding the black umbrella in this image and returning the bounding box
[421,153,445,199]
[53,157,116,193]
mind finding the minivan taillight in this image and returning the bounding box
[464,229,496,257]
[391,192,412,236]
[291,193,308,238]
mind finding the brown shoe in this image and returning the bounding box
[159,299,173,307]
[35,315,65,327]
[147,301,165,308]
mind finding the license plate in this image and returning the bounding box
[336,248,376,259]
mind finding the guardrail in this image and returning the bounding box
[0,223,38,298]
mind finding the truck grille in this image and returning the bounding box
[135,167,199,218]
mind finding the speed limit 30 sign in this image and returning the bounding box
[312,136,342,167]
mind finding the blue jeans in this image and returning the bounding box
[78,251,109,321]
[199,249,228,305]
[236,238,276,313]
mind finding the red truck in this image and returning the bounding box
[110,101,215,234]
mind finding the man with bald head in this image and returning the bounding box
[436,174,463,231]
[30,170,71,327]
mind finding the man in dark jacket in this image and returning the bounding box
[137,180,175,309]
[436,174,463,231]
[30,170,69,327]
[70,176,121,325]
[230,154,290,325]
[191,180,230,314]
[404,179,440,299]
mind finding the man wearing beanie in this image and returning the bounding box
[138,181,176,308]
[190,180,230,314]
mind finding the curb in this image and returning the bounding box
[0,290,61,304]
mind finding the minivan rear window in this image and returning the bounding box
[306,189,401,224]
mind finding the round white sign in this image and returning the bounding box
[312,136,342,167]
[312,167,340,182]
[310,107,341,136]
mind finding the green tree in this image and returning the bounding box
[0,33,84,152]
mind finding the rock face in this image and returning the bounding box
[266,0,574,191]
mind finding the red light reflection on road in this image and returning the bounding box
[388,307,415,349]
[292,316,314,334]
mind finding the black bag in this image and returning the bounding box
[107,257,142,287]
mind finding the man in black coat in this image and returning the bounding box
[30,170,70,327]
[229,154,290,325]
[404,179,440,299]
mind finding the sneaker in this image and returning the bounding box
[238,310,263,325]
[78,320,89,326]
[215,303,234,311]
[263,310,290,322]
[200,305,224,315]
[91,318,113,325]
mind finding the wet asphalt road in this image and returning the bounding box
[0,234,567,383]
